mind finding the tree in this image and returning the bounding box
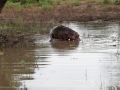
[0,0,7,13]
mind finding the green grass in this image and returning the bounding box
[5,0,62,9]
[5,1,21,7]
[0,20,53,35]
[72,0,81,6]
[37,45,48,48]
[21,60,25,66]
[5,0,120,9]
[0,52,4,55]
[115,0,120,4]
[103,0,111,4]
[41,4,53,9]
[38,0,62,9]
[110,44,117,47]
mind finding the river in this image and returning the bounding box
[0,21,120,90]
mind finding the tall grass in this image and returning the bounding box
[5,0,62,9]
[72,0,81,6]
[5,1,21,7]
[103,0,110,4]
[38,0,62,9]
[0,20,53,35]
[115,0,120,4]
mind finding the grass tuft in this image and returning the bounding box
[5,1,21,7]
[103,0,110,4]
[72,0,81,6]
[115,0,120,4]
[38,45,48,48]
[0,52,4,55]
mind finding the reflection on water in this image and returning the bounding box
[50,41,79,49]
[0,21,120,90]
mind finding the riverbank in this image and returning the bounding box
[0,1,120,22]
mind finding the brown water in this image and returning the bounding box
[0,21,120,90]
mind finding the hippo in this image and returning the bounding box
[50,25,80,42]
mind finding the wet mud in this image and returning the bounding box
[0,34,35,47]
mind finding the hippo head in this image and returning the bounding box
[49,25,81,42]
[68,31,80,41]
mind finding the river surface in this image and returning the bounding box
[0,21,120,90]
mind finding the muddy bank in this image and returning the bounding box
[0,2,120,22]
[0,33,35,47]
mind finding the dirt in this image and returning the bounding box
[0,34,35,47]
[0,1,120,47]
[0,1,120,22]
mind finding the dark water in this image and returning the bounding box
[0,21,120,90]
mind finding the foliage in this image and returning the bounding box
[38,0,61,9]
[103,0,110,4]
[0,52,4,55]
[12,0,20,3]
[5,1,21,7]
[115,0,120,4]
[103,0,120,4]
[6,0,62,8]
[21,60,25,66]
[37,45,48,48]
[72,0,81,6]
[0,20,52,35]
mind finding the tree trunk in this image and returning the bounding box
[0,0,7,13]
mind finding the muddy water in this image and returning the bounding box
[0,21,120,90]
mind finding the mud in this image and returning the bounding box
[0,2,120,22]
[0,33,35,47]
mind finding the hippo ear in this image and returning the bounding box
[58,25,63,28]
